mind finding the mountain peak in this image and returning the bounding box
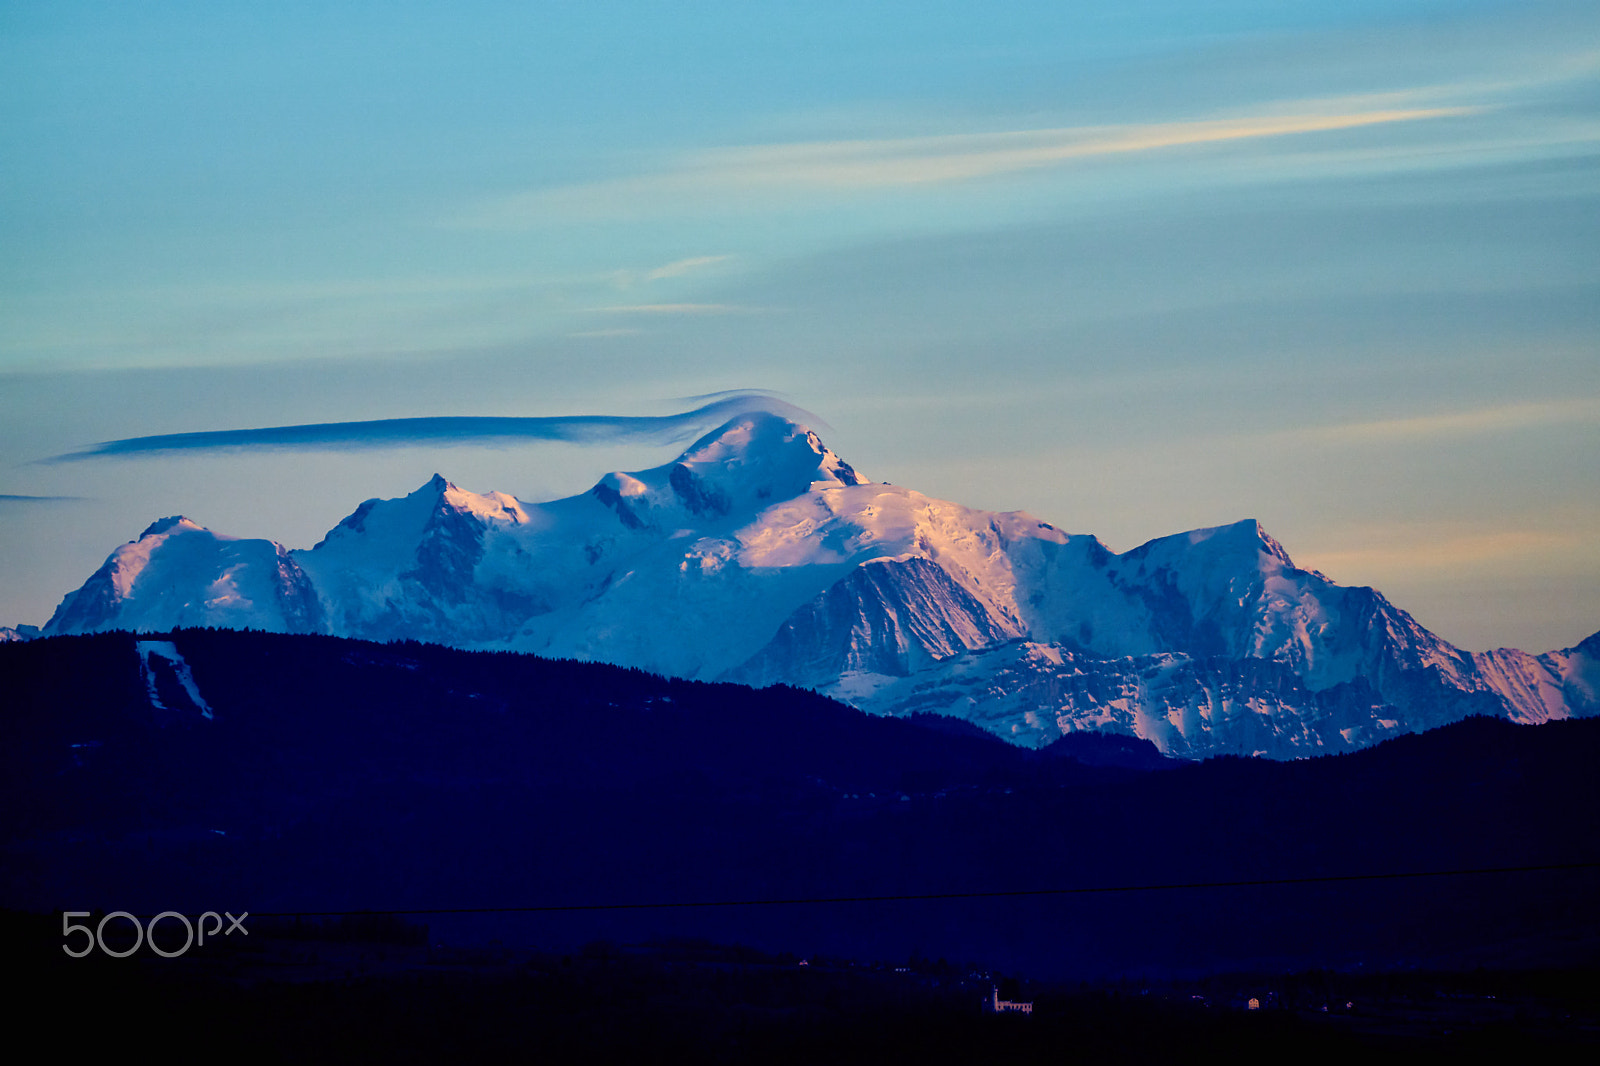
[674,412,868,489]
[583,412,870,529]
[1206,518,1294,565]
[139,516,204,539]
[1135,518,1295,571]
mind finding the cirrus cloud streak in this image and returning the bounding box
[465,105,1481,226]
[683,108,1479,189]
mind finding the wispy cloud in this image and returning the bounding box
[42,394,817,462]
[682,109,1477,189]
[1299,528,1581,575]
[0,494,85,503]
[1303,398,1600,444]
[466,105,1479,225]
[606,255,737,291]
[588,303,753,315]
[456,31,1600,233]
[645,255,733,281]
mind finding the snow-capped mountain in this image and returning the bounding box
[46,516,324,636]
[41,412,1599,758]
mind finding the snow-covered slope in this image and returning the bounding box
[294,414,878,677]
[40,412,1599,758]
[44,517,323,636]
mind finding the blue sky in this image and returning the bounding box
[2,1,1597,651]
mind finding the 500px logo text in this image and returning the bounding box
[62,910,248,958]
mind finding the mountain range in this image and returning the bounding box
[37,412,1600,758]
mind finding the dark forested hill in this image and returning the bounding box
[3,629,1596,979]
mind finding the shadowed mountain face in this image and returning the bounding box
[729,556,1028,682]
[3,629,1596,979]
[38,413,1600,758]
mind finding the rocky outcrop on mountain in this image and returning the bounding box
[730,556,1028,685]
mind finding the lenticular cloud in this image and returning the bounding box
[45,392,816,462]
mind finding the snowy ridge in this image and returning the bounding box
[47,516,322,635]
[1470,633,1600,724]
[136,640,214,719]
[39,411,1600,759]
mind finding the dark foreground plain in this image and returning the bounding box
[4,629,1597,1057]
[11,910,1599,1063]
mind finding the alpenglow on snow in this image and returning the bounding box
[42,412,1600,759]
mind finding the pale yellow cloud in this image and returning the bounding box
[645,255,734,281]
[588,303,750,315]
[1298,528,1582,576]
[681,109,1476,189]
[1304,398,1600,444]
[462,105,1479,225]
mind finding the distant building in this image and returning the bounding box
[987,985,1033,1015]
